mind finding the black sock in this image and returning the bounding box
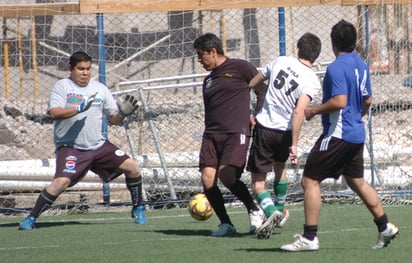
[204,186,232,225]
[30,189,57,218]
[303,224,318,241]
[374,213,388,232]
[227,179,258,213]
[126,177,143,207]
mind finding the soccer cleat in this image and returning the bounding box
[372,222,399,249]
[248,209,264,233]
[18,215,36,230]
[280,234,319,252]
[132,205,147,224]
[211,223,236,237]
[256,210,282,239]
[277,208,290,228]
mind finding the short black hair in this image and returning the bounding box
[193,33,224,55]
[297,32,322,64]
[331,19,357,52]
[69,51,92,68]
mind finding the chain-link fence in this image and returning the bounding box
[1,1,411,214]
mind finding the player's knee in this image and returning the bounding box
[121,158,140,176]
[218,166,241,187]
[47,177,71,195]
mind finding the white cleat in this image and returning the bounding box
[281,234,319,252]
[249,209,264,233]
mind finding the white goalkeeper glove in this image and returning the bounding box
[76,92,97,113]
[116,94,139,117]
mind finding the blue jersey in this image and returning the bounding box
[321,52,372,144]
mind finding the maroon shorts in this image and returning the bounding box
[55,141,130,186]
[247,122,291,173]
[199,132,250,171]
[303,135,364,181]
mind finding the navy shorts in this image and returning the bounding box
[247,122,291,173]
[303,135,364,181]
[199,132,250,171]
[55,141,130,186]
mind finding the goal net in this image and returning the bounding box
[0,1,411,215]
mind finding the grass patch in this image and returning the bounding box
[1,204,410,263]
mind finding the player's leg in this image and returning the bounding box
[219,133,263,233]
[344,143,398,249]
[248,125,283,237]
[218,165,262,233]
[281,136,329,251]
[19,147,88,230]
[253,171,281,239]
[121,158,146,224]
[253,172,275,218]
[273,162,289,227]
[18,177,71,230]
[200,133,236,236]
[345,177,399,249]
[93,141,146,224]
[280,176,321,251]
[202,166,236,236]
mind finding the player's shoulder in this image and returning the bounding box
[227,57,253,66]
[268,56,300,69]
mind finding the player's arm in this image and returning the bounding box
[304,94,347,121]
[107,111,123,125]
[49,92,97,119]
[48,107,79,120]
[290,94,311,165]
[249,72,267,93]
[362,96,372,116]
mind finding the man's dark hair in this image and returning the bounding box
[297,32,322,64]
[69,51,92,68]
[331,19,357,52]
[193,33,225,55]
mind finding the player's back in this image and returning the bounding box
[257,56,321,130]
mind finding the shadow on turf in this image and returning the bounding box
[153,229,255,237]
[235,247,285,253]
[0,221,95,229]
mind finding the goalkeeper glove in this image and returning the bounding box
[116,94,139,117]
[76,92,97,113]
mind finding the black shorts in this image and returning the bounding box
[303,135,364,181]
[199,132,250,171]
[55,141,130,186]
[247,122,291,173]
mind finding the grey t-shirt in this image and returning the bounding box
[48,78,118,150]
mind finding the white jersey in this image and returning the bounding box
[256,56,321,130]
[48,78,118,150]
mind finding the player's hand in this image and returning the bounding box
[289,145,298,166]
[250,115,257,130]
[76,92,97,113]
[304,107,315,121]
[116,94,139,117]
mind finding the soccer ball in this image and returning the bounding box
[188,193,214,221]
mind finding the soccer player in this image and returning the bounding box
[193,33,266,236]
[247,32,322,239]
[281,20,399,251]
[18,51,146,230]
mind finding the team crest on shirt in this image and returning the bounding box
[115,149,125,156]
[205,78,212,89]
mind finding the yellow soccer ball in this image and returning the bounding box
[188,193,214,221]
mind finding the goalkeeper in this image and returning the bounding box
[19,51,145,230]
